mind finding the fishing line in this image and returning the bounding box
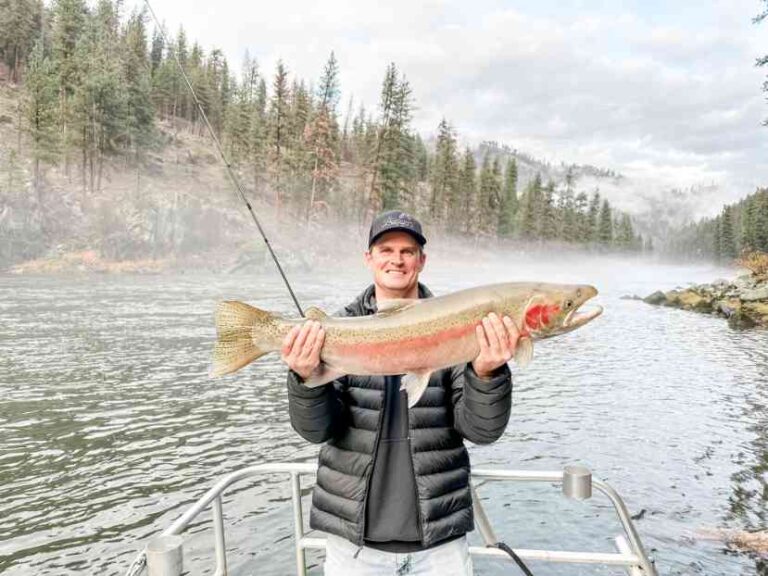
[142,0,305,317]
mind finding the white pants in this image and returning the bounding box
[323,534,474,576]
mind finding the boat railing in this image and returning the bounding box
[125,462,657,576]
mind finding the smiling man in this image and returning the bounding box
[281,210,519,576]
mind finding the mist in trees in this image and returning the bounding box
[0,0,647,267]
[666,189,768,263]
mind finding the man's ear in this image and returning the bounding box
[364,250,373,270]
[418,251,427,272]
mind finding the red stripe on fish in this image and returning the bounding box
[335,323,477,362]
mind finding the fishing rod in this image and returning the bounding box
[142,0,304,318]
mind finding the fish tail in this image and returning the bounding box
[212,301,279,377]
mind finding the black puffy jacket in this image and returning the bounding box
[286,283,512,548]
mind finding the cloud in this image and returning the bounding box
[138,0,768,206]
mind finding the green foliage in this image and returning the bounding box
[497,158,517,237]
[430,118,458,224]
[598,199,613,246]
[0,0,42,82]
[24,40,59,165]
[668,189,768,262]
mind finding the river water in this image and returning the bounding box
[2,251,767,575]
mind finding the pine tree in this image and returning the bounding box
[615,213,634,251]
[541,180,556,241]
[598,199,613,247]
[587,191,600,244]
[248,76,268,196]
[149,27,163,76]
[0,0,42,83]
[520,174,542,241]
[755,190,768,251]
[122,9,154,156]
[498,158,517,237]
[306,51,340,223]
[24,39,59,204]
[380,72,414,211]
[457,147,476,235]
[285,79,311,210]
[224,78,253,168]
[71,3,127,193]
[741,196,757,250]
[268,60,289,216]
[574,191,589,244]
[719,205,737,260]
[367,62,398,215]
[51,0,87,171]
[174,28,190,121]
[476,153,498,235]
[559,167,576,242]
[430,118,458,225]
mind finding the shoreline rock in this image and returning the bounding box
[643,273,768,329]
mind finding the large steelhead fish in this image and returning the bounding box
[212,282,602,407]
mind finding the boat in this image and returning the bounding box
[124,462,657,576]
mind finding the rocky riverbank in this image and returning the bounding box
[639,273,768,329]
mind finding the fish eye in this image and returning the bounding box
[565,300,574,309]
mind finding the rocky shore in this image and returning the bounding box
[638,273,768,329]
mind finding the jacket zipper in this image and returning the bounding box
[357,377,388,546]
[405,385,425,546]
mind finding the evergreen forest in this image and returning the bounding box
[1,0,654,267]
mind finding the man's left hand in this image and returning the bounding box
[472,313,521,379]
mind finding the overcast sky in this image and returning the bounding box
[134,0,768,206]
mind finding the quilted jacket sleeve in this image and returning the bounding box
[450,363,512,444]
[286,370,347,444]
[286,303,357,444]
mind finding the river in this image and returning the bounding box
[2,251,767,575]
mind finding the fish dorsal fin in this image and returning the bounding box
[305,306,328,321]
[376,298,419,315]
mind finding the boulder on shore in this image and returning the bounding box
[643,291,667,305]
[643,275,768,329]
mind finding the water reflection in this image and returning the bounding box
[725,335,768,574]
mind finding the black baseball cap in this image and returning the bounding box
[368,210,427,248]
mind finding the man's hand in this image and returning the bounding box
[281,321,325,381]
[472,313,521,379]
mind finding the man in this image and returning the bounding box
[281,210,519,575]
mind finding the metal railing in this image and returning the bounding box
[127,463,657,576]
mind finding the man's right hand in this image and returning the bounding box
[281,321,326,381]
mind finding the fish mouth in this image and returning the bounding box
[563,304,603,330]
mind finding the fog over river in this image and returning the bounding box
[2,251,768,575]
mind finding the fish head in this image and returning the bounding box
[518,284,602,339]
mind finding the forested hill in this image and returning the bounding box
[0,0,651,272]
[664,188,768,263]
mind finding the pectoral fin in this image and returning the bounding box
[514,336,534,368]
[401,371,432,408]
[303,363,346,388]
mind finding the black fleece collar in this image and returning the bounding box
[355,282,433,315]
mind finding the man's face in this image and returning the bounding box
[364,231,426,297]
